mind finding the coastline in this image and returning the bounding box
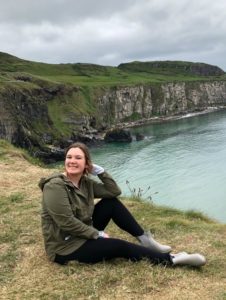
[116,106,226,130]
[38,106,226,163]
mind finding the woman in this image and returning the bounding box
[39,142,206,267]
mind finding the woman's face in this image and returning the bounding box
[65,147,87,177]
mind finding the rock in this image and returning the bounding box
[56,139,74,149]
[33,147,65,164]
[135,133,145,141]
[71,133,95,144]
[42,133,53,144]
[104,128,132,143]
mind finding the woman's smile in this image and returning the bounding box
[65,147,87,177]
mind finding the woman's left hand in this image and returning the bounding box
[91,164,105,175]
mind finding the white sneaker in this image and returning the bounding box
[138,231,172,253]
[171,252,206,267]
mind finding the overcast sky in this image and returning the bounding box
[1,0,226,70]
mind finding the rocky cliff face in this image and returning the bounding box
[1,79,226,161]
[96,81,226,126]
[0,81,76,150]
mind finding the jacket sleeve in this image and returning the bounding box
[43,181,99,239]
[92,171,122,198]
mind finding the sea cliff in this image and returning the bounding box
[1,53,226,161]
[96,81,226,126]
[1,79,226,161]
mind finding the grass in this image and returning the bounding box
[0,140,42,166]
[8,70,226,87]
[1,52,226,87]
[0,141,226,299]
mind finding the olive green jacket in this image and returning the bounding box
[39,172,121,261]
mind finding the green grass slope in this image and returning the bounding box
[0,140,226,300]
[1,52,226,87]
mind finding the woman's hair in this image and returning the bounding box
[65,142,93,175]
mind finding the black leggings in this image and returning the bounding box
[55,198,171,265]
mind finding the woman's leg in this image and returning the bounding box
[92,197,144,236]
[92,198,171,253]
[54,238,172,265]
[54,238,206,267]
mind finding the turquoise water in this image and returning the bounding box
[90,109,226,223]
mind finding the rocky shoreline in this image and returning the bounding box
[36,106,226,164]
[120,106,226,128]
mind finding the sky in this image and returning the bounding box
[1,0,226,70]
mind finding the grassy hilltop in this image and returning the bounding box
[0,52,226,86]
[0,140,226,300]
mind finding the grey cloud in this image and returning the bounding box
[0,0,226,70]
[0,0,133,24]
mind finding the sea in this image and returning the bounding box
[90,109,226,223]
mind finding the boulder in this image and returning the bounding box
[104,128,132,143]
[135,133,145,141]
[33,147,65,164]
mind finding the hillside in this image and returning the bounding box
[1,52,226,162]
[0,52,225,86]
[0,140,226,299]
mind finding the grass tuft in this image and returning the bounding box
[9,192,25,203]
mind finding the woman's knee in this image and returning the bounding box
[96,197,120,210]
[100,197,119,203]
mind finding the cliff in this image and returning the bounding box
[97,81,226,126]
[1,52,226,161]
[1,79,226,158]
[0,78,91,160]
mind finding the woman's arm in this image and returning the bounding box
[90,164,122,198]
[43,181,99,239]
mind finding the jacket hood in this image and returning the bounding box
[38,173,64,191]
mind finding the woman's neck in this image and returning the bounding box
[63,172,82,187]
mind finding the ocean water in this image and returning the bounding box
[90,109,226,223]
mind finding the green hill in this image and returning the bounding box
[1,52,225,86]
[118,60,225,76]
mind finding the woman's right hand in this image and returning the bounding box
[98,231,110,238]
